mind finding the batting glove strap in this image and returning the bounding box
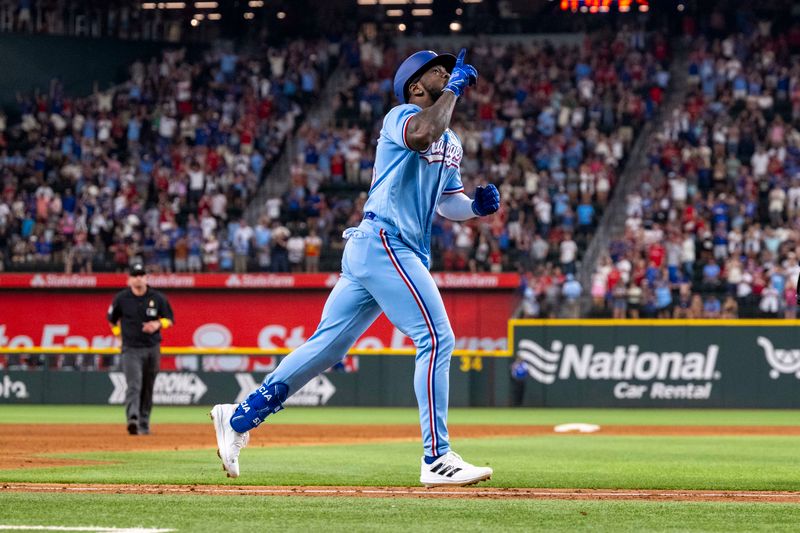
[471,200,481,216]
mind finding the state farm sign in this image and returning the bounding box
[0,273,520,290]
[0,290,511,352]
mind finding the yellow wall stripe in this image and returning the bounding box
[2,319,798,358]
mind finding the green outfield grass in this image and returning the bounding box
[1,406,799,532]
[1,435,798,490]
[1,493,799,533]
[1,405,799,426]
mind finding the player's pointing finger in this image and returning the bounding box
[456,48,466,67]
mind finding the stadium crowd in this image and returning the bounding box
[0,28,673,303]
[590,21,800,319]
[0,39,336,273]
[26,18,800,326]
[0,3,796,331]
[265,29,670,275]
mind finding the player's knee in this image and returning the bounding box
[415,326,455,357]
[438,327,455,356]
[230,382,288,433]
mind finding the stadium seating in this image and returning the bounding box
[0,40,335,273]
[591,24,800,319]
[269,31,670,275]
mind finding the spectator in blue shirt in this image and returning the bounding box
[655,277,673,318]
[562,274,582,318]
[576,202,595,236]
[537,107,556,137]
[702,259,721,290]
[703,296,721,318]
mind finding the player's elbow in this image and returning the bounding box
[406,121,436,152]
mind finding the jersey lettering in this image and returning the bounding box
[420,139,463,169]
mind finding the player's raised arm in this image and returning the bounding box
[401,48,478,152]
[405,92,457,152]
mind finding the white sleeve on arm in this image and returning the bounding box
[436,192,477,221]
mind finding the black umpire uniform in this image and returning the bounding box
[107,263,175,435]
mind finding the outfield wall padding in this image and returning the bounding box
[510,322,800,408]
[0,356,506,407]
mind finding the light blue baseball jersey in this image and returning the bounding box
[364,103,465,264]
[236,103,465,460]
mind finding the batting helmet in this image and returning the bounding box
[393,50,457,104]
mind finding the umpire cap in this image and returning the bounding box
[129,263,146,276]
[393,50,457,104]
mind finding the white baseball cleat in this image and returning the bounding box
[419,451,493,487]
[210,403,250,478]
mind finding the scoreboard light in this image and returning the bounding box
[560,0,648,13]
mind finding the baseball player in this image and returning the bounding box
[211,49,499,487]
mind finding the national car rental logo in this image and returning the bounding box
[517,339,561,384]
[756,337,800,379]
[517,339,720,384]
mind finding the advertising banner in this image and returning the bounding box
[0,354,487,407]
[0,272,520,290]
[8,320,796,408]
[0,370,358,406]
[511,321,800,407]
[0,290,513,354]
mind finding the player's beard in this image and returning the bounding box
[423,79,445,102]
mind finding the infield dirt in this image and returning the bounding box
[2,482,800,503]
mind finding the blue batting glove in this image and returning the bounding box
[444,48,479,98]
[462,64,478,87]
[472,184,500,216]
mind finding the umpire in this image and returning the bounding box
[107,262,174,435]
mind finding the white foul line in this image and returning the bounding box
[0,526,174,532]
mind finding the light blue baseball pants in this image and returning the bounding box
[260,218,454,457]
